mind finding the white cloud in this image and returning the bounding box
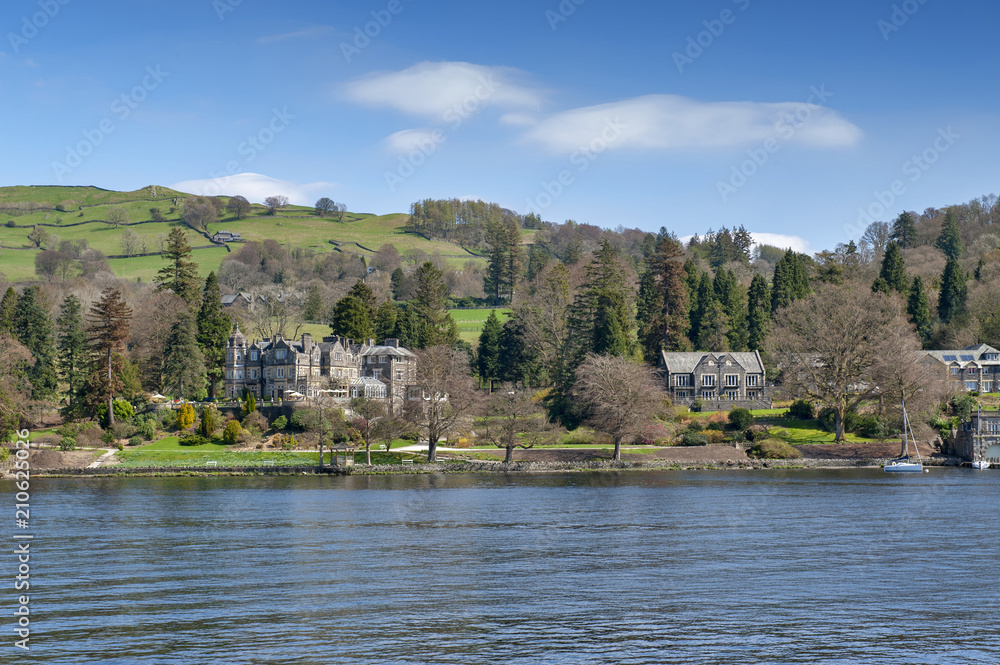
[382,128,444,155]
[170,173,337,206]
[750,232,812,254]
[521,94,862,153]
[344,61,543,118]
[257,25,332,43]
[678,232,812,255]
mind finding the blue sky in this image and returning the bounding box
[2,0,999,252]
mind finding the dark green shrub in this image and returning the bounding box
[728,408,754,430]
[681,431,709,446]
[101,430,115,445]
[271,415,287,431]
[788,399,815,419]
[59,437,77,451]
[706,421,724,432]
[400,429,420,442]
[749,439,802,459]
[179,434,208,446]
[128,436,142,447]
[691,399,704,413]
[138,418,156,440]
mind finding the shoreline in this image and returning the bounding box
[9,455,974,478]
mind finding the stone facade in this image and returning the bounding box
[919,343,1000,394]
[948,410,1000,462]
[658,350,769,408]
[223,328,417,410]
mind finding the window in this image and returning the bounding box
[373,369,382,380]
[982,382,992,393]
[277,368,285,378]
[676,391,689,398]
[276,349,286,359]
[701,390,716,399]
[676,375,690,387]
[396,370,403,380]
[725,374,739,387]
[235,353,242,362]
[335,369,342,378]
[951,368,960,375]
[726,390,738,399]
[965,381,977,391]
[235,370,243,380]
[746,375,758,387]
[379,355,387,364]
[335,352,343,361]
[251,351,258,361]
[250,369,257,379]
[702,374,716,387]
[968,367,977,375]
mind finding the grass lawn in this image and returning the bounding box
[449,308,511,344]
[759,418,870,444]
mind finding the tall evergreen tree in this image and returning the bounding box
[56,295,87,416]
[692,272,714,347]
[84,287,133,425]
[771,249,810,313]
[937,256,968,324]
[413,262,458,347]
[302,285,325,322]
[374,301,398,341]
[906,276,932,345]
[390,267,405,301]
[163,310,207,400]
[713,268,747,350]
[347,280,377,320]
[476,310,503,391]
[329,296,375,342]
[576,240,636,358]
[196,272,232,399]
[155,227,201,307]
[638,236,690,359]
[935,209,963,260]
[746,274,770,351]
[14,286,58,399]
[0,287,16,335]
[877,242,908,293]
[697,300,731,351]
[891,211,918,249]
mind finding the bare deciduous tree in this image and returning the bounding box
[404,345,480,462]
[183,197,219,231]
[264,195,289,215]
[242,285,303,341]
[119,228,140,257]
[107,206,129,229]
[769,284,934,442]
[575,354,666,461]
[479,388,560,463]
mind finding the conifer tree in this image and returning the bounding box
[0,287,16,335]
[390,267,405,301]
[936,209,963,261]
[692,272,714,346]
[906,276,932,345]
[878,242,908,293]
[56,295,87,416]
[476,310,503,391]
[697,300,731,352]
[302,285,325,321]
[413,262,458,347]
[84,287,133,426]
[347,280,377,320]
[374,301,398,342]
[155,227,200,307]
[329,296,375,342]
[14,286,58,399]
[640,236,689,357]
[937,256,967,324]
[770,251,794,313]
[164,309,207,400]
[891,211,918,249]
[713,268,747,350]
[746,274,770,351]
[196,272,232,399]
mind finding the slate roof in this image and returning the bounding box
[659,351,765,374]
[922,344,1000,366]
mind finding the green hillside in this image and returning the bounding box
[0,185,485,281]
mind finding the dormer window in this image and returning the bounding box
[276,349,287,360]
[251,351,258,361]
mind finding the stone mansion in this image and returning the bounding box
[658,350,769,409]
[223,328,417,408]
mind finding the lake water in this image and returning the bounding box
[7,470,1000,664]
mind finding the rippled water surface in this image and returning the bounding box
[8,470,1000,664]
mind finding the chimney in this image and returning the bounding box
[384,338,400,348]
[302,333,313,353]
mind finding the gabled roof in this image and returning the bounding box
[659,350,765,375]
[922,344,1000,366]
[363,345,416,358]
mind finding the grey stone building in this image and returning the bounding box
[658,350,769,409]
[919,343,1000,393]
[223,328,417,409]
[949,409,1000,462]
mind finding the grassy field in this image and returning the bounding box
[450,307,511,344]
[0,185,490,281]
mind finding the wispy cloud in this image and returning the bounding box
[171,173,337,206]
[257,25,333,44]
[344,61,544,118]
[382,128,443,154]
[520,94,862,153]
[680,231,813,255]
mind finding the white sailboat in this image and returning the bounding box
[884,398,923,473]
[972,405,991,469]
